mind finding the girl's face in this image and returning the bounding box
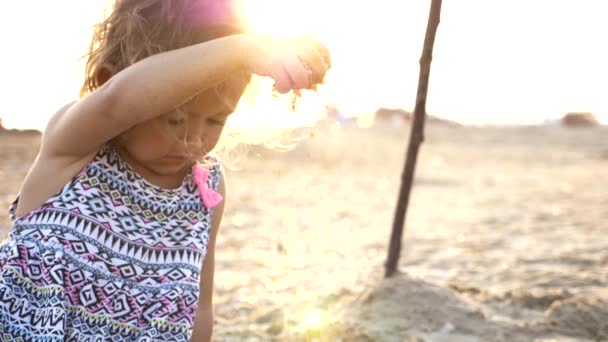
[115,76,247,178]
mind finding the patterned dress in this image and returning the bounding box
[0,144,221,341]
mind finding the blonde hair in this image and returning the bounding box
[81,0,243,96]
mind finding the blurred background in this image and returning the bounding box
[1,0,607,341]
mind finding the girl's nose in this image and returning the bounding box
[184,124,205,153]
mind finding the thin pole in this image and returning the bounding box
[385,0,443,278]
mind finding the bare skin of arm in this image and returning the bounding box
[191,172,226,341]
[44,34,328,159]
[14,34,328,218]
[45,34,257,158]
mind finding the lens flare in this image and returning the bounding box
[303,310,322,330]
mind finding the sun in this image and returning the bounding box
[240,0,329,37]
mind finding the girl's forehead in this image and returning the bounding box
[187,75,248,113]
[186,88,238,114]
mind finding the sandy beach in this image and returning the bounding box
[1,122,607,341]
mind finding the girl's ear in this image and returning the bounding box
[95,63,116,88]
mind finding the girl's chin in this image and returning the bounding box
[150,158,193,174]
[162,156,190,164]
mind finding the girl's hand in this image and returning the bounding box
[247,35,331,94]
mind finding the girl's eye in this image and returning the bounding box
[168,117,186,126]
[207,118,226,126]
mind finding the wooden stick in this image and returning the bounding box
[385,0,443,278]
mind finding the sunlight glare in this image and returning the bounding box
[227,76,329,131]
[303,310,323,330]
[241,0,324,37]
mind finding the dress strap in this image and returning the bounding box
[201,155,223,193]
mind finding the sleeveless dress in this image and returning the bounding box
[0,144,221,341]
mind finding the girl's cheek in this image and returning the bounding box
[206,127,225,146]
[136,129,175,159]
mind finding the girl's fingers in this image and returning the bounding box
[298,36,331,69]
[308,38,331,68]
[285,56,312,90]
[264,36,331,92]
[265,54,293,93]
[299,50,328,85]
[295,38,330,85]
[272,67,292,94]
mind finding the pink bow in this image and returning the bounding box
[192,165,223,208]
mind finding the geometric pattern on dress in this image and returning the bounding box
[0,144,221,341]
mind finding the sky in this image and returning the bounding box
[0,0,607,130]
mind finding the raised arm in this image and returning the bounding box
[44,34,255,158]
[43,33,329,160]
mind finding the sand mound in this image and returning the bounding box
[544,295,608,340]
[374,107,462,127]
[490,289,573,311]
[338,273,537,342]
[561,112,599,127]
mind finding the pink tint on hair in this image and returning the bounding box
[185,0,241,28]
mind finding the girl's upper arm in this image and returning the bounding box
[42,80,138,158]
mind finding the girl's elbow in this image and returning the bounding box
[99,73,148,126]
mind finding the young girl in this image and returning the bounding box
[0,0,330,341]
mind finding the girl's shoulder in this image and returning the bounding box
[10,147,101,221]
